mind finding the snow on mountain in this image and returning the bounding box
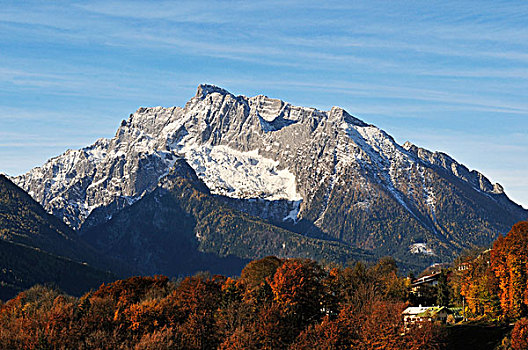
[409,243,435,256]
[181,144,301,201]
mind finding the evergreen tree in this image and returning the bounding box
[436,269,450,307]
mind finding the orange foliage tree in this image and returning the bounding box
[269,259,325,326]
[451,249,500,317]
[511,318,528,350]
[491,221,528,319]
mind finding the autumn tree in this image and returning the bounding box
[450,248,501,318]
[241,256,282,290]
[511,318,528,350]
[290,308,358,350]
[491,221,528,319]
[171,275,223,350]
[269,259,325,327]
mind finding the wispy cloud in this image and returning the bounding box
[215,78,528,115]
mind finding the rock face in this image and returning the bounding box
[13,84,528,264]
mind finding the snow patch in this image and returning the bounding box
[410,243,435,255]
[353,200,370,210]
[283,200,302,223]
[181,144,303,201]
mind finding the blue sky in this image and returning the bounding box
[1,1,527,208]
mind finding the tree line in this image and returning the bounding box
[0,221,527,349]
[0,256,445,349]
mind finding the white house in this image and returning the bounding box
[402,306,451,328]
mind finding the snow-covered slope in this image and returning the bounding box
[13,84,528,261]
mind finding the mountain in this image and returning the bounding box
[12,84,528,267]
[0,175,116,300]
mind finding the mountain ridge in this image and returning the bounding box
[0,175,117,300]
[81,163,373,277]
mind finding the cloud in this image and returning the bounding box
[220,78,528,115]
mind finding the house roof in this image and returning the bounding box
[417,306,451,317]
[411,272,440,287]
[402,306,431,315]
[402,306,451,317]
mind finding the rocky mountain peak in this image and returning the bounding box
[195,84,233,99]
[329,106,369,127]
